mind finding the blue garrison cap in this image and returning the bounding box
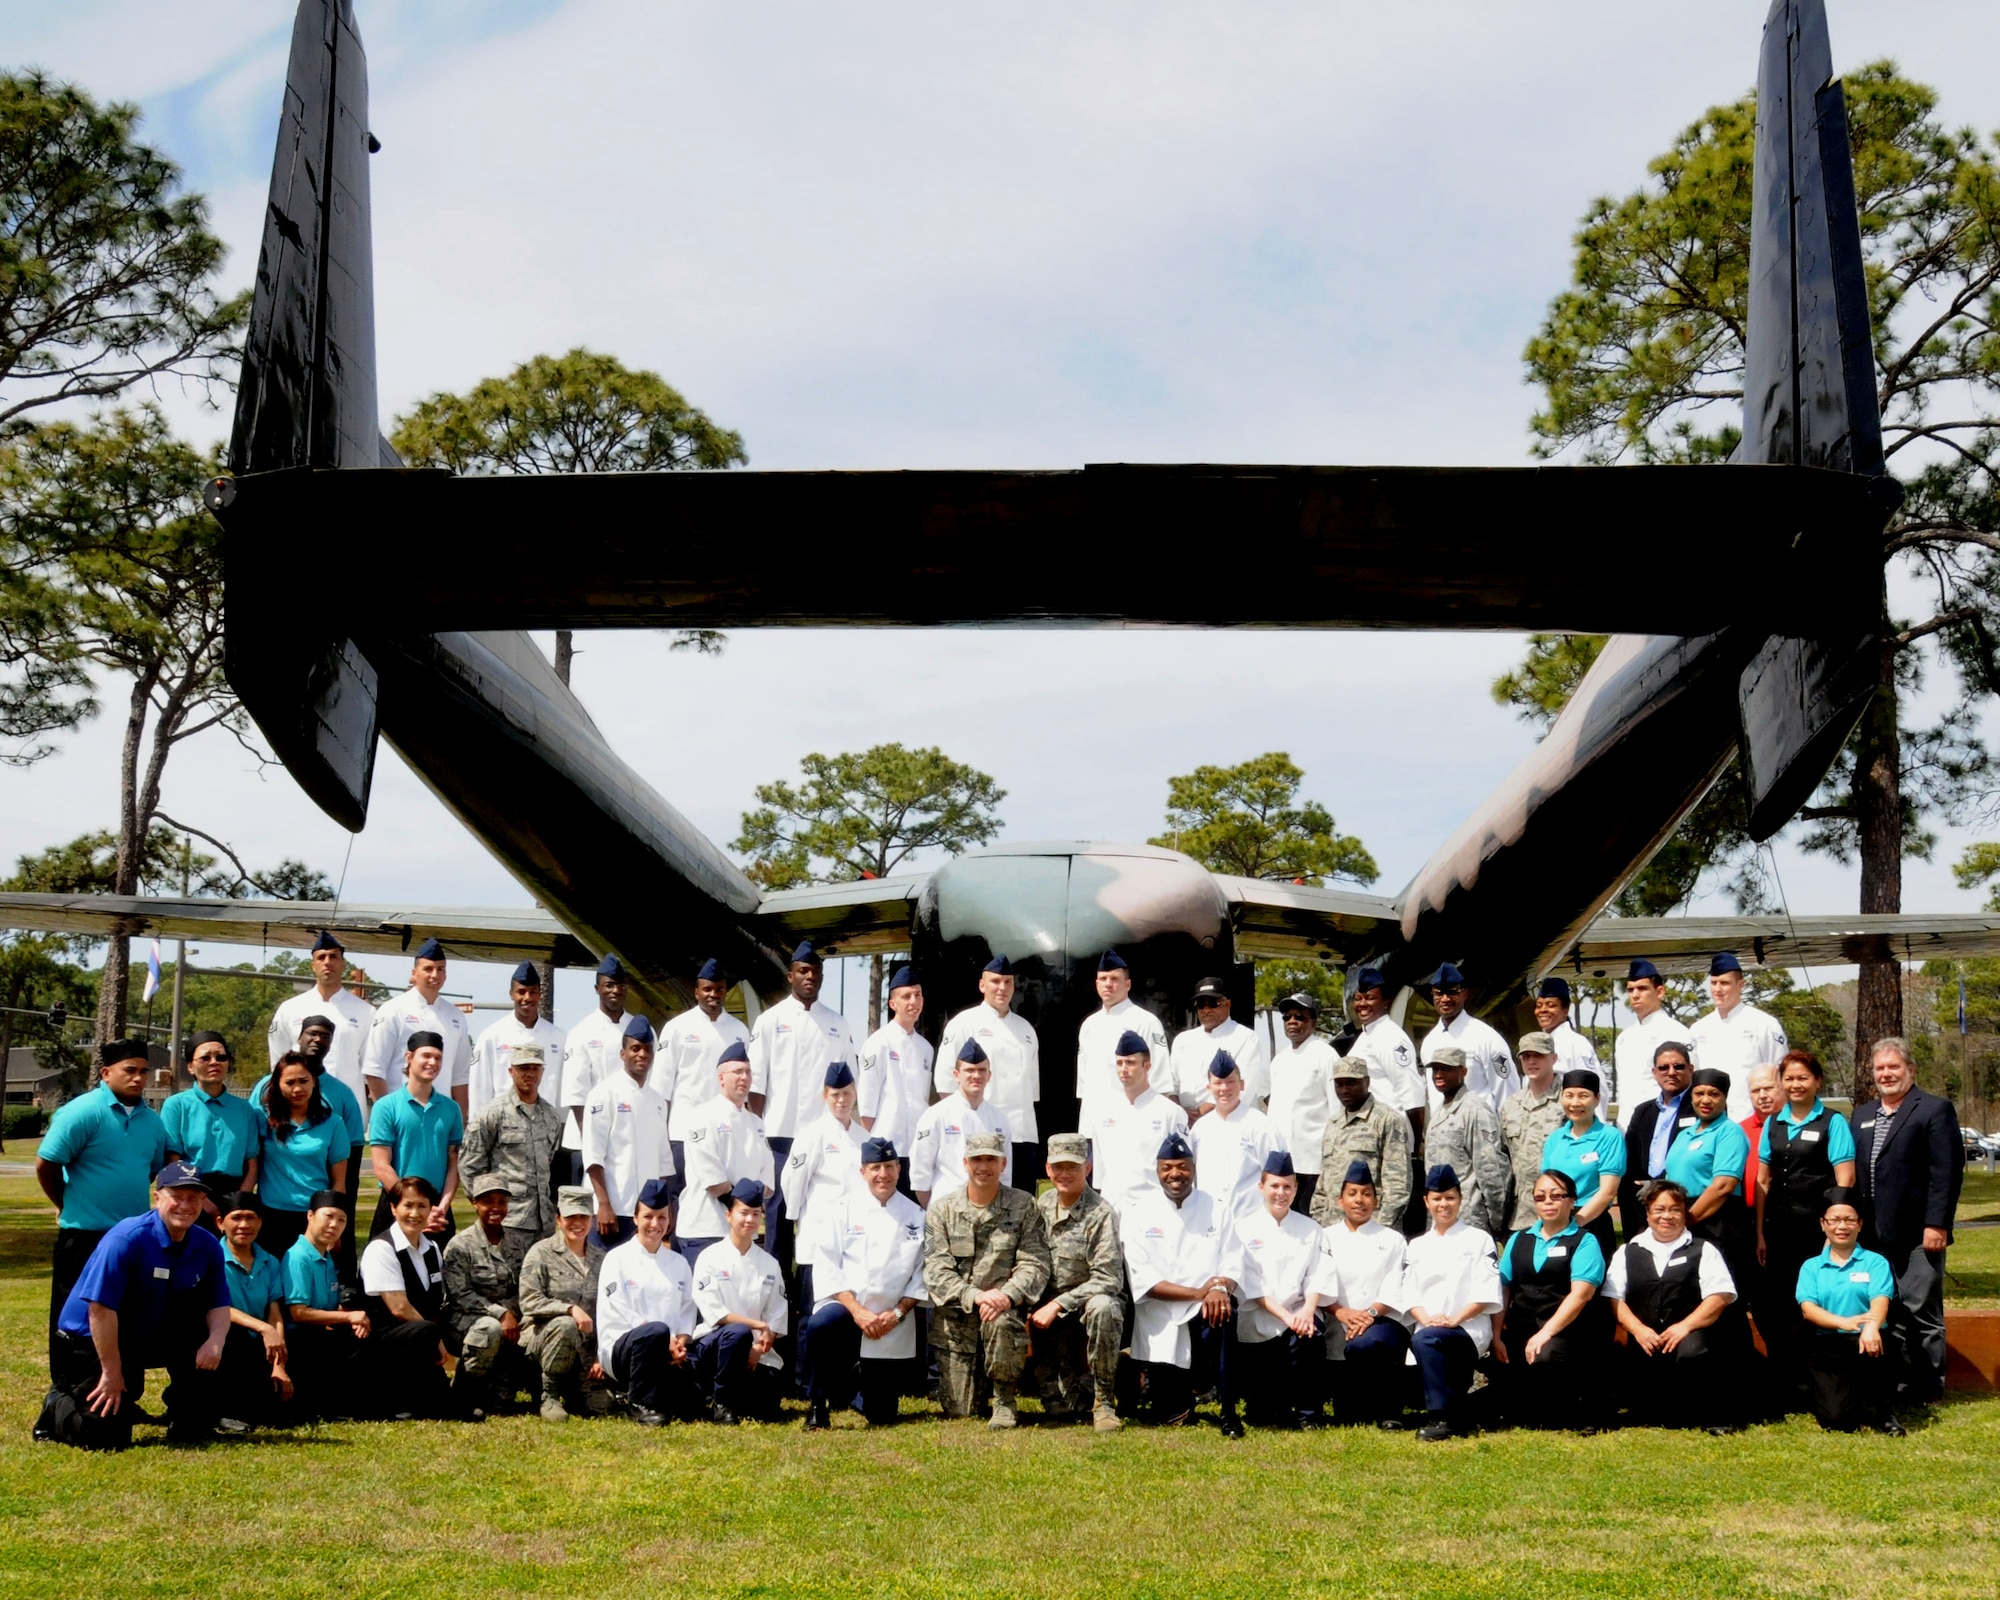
[1340,1158,1375,1188]
[1536,976,1572,1004]
[1709,951,1743,976]
[790,941,822,966]
[888,964,916,991]
[1627,958,1662,982]
[509,960,540,987]
[860,1137,898,1165]
[1207,1050,1238,1080]
[1097,949,1127,973]
[414,937,445,960]
[1114,1029,1149,1058]
[1262,1149,1295,1179]
[716,1039,750,1067]
[983,954,1012,976]
[596,954,628,980]
[695,957,725,982]
[1156,1130,1194,1162]
[1355,966,1386,992]
[622,1014,654,1043]
[1432,962,1466,988]
[957,1038,988,1065]
[636,1177,676,1211]
[310,929,344,954]
[824,1061,854,1089]
[155,1159,205,1190]
[1424,1163,1461,1193]
[727,1178,766,1208]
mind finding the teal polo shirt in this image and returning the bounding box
[1664,1115,1750,1193]
[1540,1118,1626,1195]
[1499,1220,1606,1287]
[38,1084,169,1231]
[1757,1099,1857,1164]
[161,1085,261,1177]
[1795,1244,1896,1319]
[258,1113,349,1211]
[283,1234,342,1312]
[249,1070,366,1149]
[224,1241,288,1318]
[366,1085,463,1190]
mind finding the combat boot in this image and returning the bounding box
[539,1389,571,1423]
[1092,1394,1123,1432]
[988,1384,1018,1430]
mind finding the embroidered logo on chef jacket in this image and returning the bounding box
[775,1024,792,1036]
[887,1050,900,1063]
[943,1123,961,1137]
[902,1223,922,1240]
[1143,1226,1166,1240]
[616,1101,633,1115]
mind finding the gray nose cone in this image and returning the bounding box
[928,842,1229,961]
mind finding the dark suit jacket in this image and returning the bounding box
[1617,1092,1697,1241]
[1850,1086,1965,1257]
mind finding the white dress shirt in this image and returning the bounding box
[1076,999,1169,1128]
[680,1096,775,1239]
[1121,1187,1243,1368]
[1613,1008,1694,1128]
[359,1226,443,1298]
[779,1111,869,1263]
[658,1005,753,1141]
[1394,1220,1503,1356]
[691,1238,789,1368]
[1604,1227,1739,1304]
[749,996,857,1140]
[1085,1086,1189,1217]
[596,1236,696,1368]
[1267,1036,1337,1175]
[581,1070,675,1216]
[363,987,472,1092]
[1420,1011,1518,1114]
[559,1008,632,1153]
[908,1093,1012,1199]
[1189,1102,1283,1224]
[1236,1206,1341,1343]
[1688,1002,1787,1122]
[859,1020,934,1157]
[936,1003,1041,1141]
[1170,1016,1270,1110]
[467,1013,565,1119]
[268,983,374,1105]
[1351,1016,1425,1113]
[808,1189,929,1361]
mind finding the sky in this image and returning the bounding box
[7,1,2000,1035]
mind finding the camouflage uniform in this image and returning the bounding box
[518,1231,608,1410]
[1499,1083,1566,1233]
[442,1225,530,1400]
[1312,1093,1413,1230]
[1027,1183,1126,1413]
[1424,1085,1511,1238]
[460,1090,566,1244]
[923,1185,1051,1416]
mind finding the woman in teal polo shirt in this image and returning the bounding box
[161,1033,261,1224]
[258,1055,349,1262]
[216,1191,291,1423]
[1493,1167,1608,1426]
[1796,1186,1903,1435]
[1665,1067,1753,1292]
[1539,1070,1624,1258]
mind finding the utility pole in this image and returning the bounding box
[167,834,190,1083]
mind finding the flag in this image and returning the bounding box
[1959,972,1969,1037]
[143,938,163,1004]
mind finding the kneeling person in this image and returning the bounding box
[1604,1180,1741,1434]
[1027,1132,1127,1431]
[282,1192,370,1418]
[518,1186,610,1421]
[1319,1161,1412,1423]
[1394,1164,1503,1441]
[1235,1151,1338,1429]
[691,1180,789,1423]
[441,1174,531,1417]
[1796,1185,1902,1435]
[357,1177,456,1419]
[597,1179,698,1425]
[216,1191,292,1426]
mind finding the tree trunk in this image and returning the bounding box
[1850,633,1904,1101]
[536,630,575,1022]
[869,953,883,1034]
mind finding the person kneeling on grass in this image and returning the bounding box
[1234,1150,1339,1429]
[802,1137,927,1431]
[1796,1185,1905,1436]
[518,1186,610,1422]
[1603,1180,1742,1435]
[282,1191,370,1419]
[356,1176,457,1420]
[216,1191,293,1427]
[596,1178,699,1426]
[690,1180,790,1423]
[1492,1169,1607,1430]
[1391,1164,1502,1442]
[1319,1160,1411,1425]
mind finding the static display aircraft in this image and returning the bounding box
[6,0,1999,1124]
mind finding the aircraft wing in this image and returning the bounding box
[1216,877,1402,963]
[1565,912,2000,979]
[749,875,930,957]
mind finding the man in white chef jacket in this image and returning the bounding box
[680,1041,776,1264]
[1688,951,1786,1123]
[660,957,752,1182]
[689,1179,789,1424]
[936,955,1040,1180]
[582,1014,674,1249]
[1075,949,1168,1133]
[1613,958,1692,1129]
[1188,1051,1281,1225]
[910,1041,1012,1204]
[800,1136,927,1429]
[468,961,565,1118]
[595,1178,698,1426]
[860,963,933,1185]
[560,955,638,1186]
[1120,1129,1246,1436]
[1172,977,1270,1114]
[363,937,472,1116]
[268,929,373,1106]
[1085,1029,1189,1219]
[1419,963,1517,1114]
[748,941,855,1278]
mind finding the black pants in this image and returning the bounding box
[1239,1317,1326,1421]
[358,1318,451,1418]
[48,1228,107,1374]
[218,1324,286,1424]
[1806,1331,1892,1431]
[1885,1241,1948,1404]
[1135,1310,1238,1421]
[610,1321,700,1419]
[802,1302,908,1423]
[764,1138,795,1276]
[1501,1324,1596,1421]
[1333,1316,1412,1421]
[50,1310,221,1449]
[285,1323,364,1419]
[690,1323,775,1417]
[1759,1214,1820,1385]
[1616,1327,1737,1428]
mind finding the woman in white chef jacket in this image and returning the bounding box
[689,1180,789,1423]
[799,1137,928,1430]
[1392,1163,1502,1442]
[1233,1150,1338,1429]
[596,1178,699,1426]
[780,1060,869,1378]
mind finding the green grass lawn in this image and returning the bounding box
[0,1177,1996,1598]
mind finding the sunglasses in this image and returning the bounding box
[1193,997,1224,1009]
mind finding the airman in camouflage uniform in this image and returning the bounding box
[518,1185,610,1421]
[459,1043,566,1246]
[1499,1031,1567,1232]
[441,1175,531,1413]
[1026,1132,1127,1430]
[1312,1055,1414,1234]
[1423,1043,1512,1239]
[923,1130,1051,1428]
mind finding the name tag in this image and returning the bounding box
[1547,1245,1568,1258]
[153,1266,171,1280]
[1849,1271,1872,1284]
[1689,1138,1705,1151]
[1677,1117,1697,1128]
[1666,1254,1688,1268]
[1581,1151,1598,1164]
[1799,1131,1821,1143]
[1857,1119,1876,1130]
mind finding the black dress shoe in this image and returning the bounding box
[804,1400,831,1431]
[711,1403,740,1426]
[1219,1415,1246,1439]
[630,1406,670,1428]
[1416,1419,1453,1442]
[1879,1416,1908,1437]
[1376,1417,1410,1431]
[1704,1423,1740,1437]
[216,1417,253,1436]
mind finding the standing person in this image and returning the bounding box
[1312,1056,1414,1236]
[255,1053,350,1261]
[1083,1030,1188,1218]
[355,1177,456,1420]
[161,1032,261,1222]
[251,1016,367,1278]
[1532,978,1601,1085]
[1269,994,1338,1216]
[1665,1068,1754,1300]
[1688,953,1786,1122]
[1347,967,1426,1145]
[911,1041,1014,1205]
[581,1014,674,1248]
[1618,1043,1697,1244]
[468,962,564,1119]
[560,954,637,1186]
[214,1192,293,1427]
[748,941,856,1277]
[1234,1151,1339,1430]
[267,930,373,1108]
[365,1032,464,1241]
[1492,1169,1607,1428]
[1741,1064,1783,1212]
[1121,1131,1246,1436]
[1189,1052,1281,1225]
[1603,1180,1742,1434]
[597,1181,700,1426]
[1391,1165,1503,1442]
[362,938,472,1116]
[1538,1070,1624,1260]
[1423,1045,1510,1240]
[860,964,934,1178]
[689,1182,790,1423]
[1499,1032,1566,1235]
[517,1186,610,1422]
[1796,1187,1904,1435]
[1420,964,1516,1113]
[1756,1049,1857,1378]
[440,1176,530,1419]
[781,1061,869,1352]
[35,1039,167,1369]
[1075,949,1168,1133]
[1849,1036,1964,1406]
[1026,1133,1127,1432]
[937,955,1040,1179]
[679,1041,775,1262]
[1612,959,1691,1128]
[661,958,752,1183]
[1173,976,1269,1114]
[279,1192,368,1418]
[459,1042,565,1251]
[38,1162,230,1450]
[1318,1161,1411,1425]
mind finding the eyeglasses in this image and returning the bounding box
[1193,997,1224,1009]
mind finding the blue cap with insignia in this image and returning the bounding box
[957,1038,988,1065]
[636,1177,676,1211]
[1262,1149,1295,1178]
[1626,958,1661,982]
[860,1137,898,1165]
[1340,1159,1375,1188]
[1156,1130,1194,1162]
[1424,1163,1461,1193]
[983,954,1012,976]
[1355,966,1385,992]
[310,929,344,954]
[790,941,821,966]
[1114,1029,1149,1058]
[155,1159,206,1190]
[414,937,445,960]
[695,957,725,982]
[1536,976,1571,1004]
[716,1040,749,1066]
[888,964,916,991]
[1432,962,1466,988]
[1097,949,1127,972]
[509,960,540,986]
[824,1061,854,1089]
[1208,1050,1238,1079]
[1708,951,1743,976]
[622,1014,654,1043]
[727,1178,766,1208]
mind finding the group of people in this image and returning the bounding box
[31,935,1964,1448]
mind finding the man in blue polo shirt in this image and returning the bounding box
[161,1032,261,1225]
[36,1039,169,1370]
[39,1161,231,1449]
[367,1029,465,1240]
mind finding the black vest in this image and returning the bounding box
[1621,1236,1707,1332]
[365,1235,444,1331]
[1506,1227,1580,1332]
[1766,1108,1837,1218]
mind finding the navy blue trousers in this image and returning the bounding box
[802,1301,907,1422]
[689,1322,760,1414]
[611,1321,699,1419]
[1409,1324,1478,1416]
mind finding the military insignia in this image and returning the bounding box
[689,1129,706,1143]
